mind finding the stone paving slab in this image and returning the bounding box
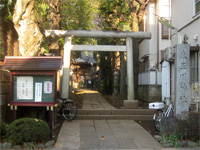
[82,91,116,110]
[55,121,80,150]
[79,121,99,149]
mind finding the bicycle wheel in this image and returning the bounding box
[154,109,163,132]
[62,102,77,121]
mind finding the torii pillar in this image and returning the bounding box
[123,37,138,108]
[45,30,151,109]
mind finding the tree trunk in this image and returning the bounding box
[132,12,139,32]
[10,21,19,56]
[49,0,61,55]
[111,51,115,93]
[13,0,43,56]
[132,39,139,99]
[125,0,150,99]
[2,21,8,57]
[120,51,126,94]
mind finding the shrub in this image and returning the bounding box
[175,112,200,141]
[161,134,183,147]
[0,122,8,140]
[5,118,50,144]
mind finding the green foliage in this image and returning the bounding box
[160,112,200,147]
[60,0,97,44]
[98,51,113,94]
[0,41,4,61]
[60,0,98,59]
[78,81,83,88]
[99,0,131,31]
[61,0,94,31]
[161,134,183,147]
[5,118,50,144]
[0,122,8,140]
[175,112,200,142]
[136,3,140,12]
[41,39,49,53]
[0,0,16,21]
[34,0,52,31]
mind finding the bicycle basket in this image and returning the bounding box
[149,102,164,109]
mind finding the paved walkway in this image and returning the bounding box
[55,120,162,150]
[82,90,116,110]
[54,90,199,150]
[55,90,163,149]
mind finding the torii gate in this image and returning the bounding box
[45,30,151,108]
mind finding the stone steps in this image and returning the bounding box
[76,109,154,120]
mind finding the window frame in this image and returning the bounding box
[190,52,199,83]
[161,19,169,39]
[194,0,200,15]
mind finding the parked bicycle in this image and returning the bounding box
[149,97,174,131]
[57,98,77,121]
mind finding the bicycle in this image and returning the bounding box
[57,98,77,121]
[149,97,174,131]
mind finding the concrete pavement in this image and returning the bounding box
[54,120,163,150]
[55,90,163,149]
[54,90,199,150]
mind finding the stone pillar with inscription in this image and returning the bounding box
[174,44,190,116]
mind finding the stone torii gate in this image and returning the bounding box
[45,30,151,108]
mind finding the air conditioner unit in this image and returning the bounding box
[164,47,175,62]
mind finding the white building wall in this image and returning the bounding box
[139,0,172,71]
[148,3,158,70]
[138,71,162,85]
[138,1,173,102]
[139,40,149,60]
[139,3,157,70]
[171,0,200,108]
[171,0,194,30]
[171,0,200,47]
[158,0,171,48]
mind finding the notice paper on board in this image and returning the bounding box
[44,81,52,94]
[35,83,42,102]
[17,76,33,100]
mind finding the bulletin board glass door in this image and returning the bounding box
[12,75,54,102]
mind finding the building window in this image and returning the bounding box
[190,52,198,83]
[161,19,169,39]
[195,0,200,15]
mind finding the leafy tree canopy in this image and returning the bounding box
[60,0,97,45]
[99,0,131,31]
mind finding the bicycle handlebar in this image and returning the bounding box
[59,98,68,101]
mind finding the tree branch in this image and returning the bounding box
[13,0,32,25]
[126,0,134,11]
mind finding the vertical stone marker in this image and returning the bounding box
[174,44,190,116]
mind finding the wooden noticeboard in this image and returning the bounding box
[11,71,57,106]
